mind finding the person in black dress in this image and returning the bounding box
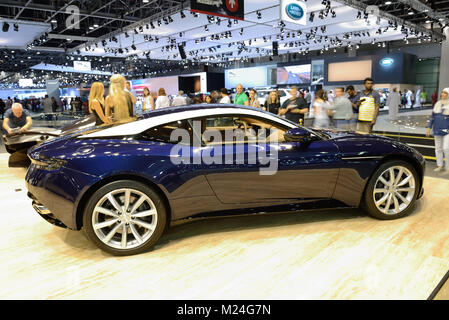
[264,91,281,115]
[89,82,110,125]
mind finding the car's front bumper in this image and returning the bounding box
[28,192,68,229]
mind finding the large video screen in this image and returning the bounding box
[131,76,179,95]
[225,66,276,88]
[277,64,311,85]
[328,60,372,82]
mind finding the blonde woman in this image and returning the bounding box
[105,74,133,122]
[264,91,280,114]
[89,82,110,125]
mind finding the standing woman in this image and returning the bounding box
[155,88,171,109]
[89,82,110,125]
[264,91,281,114]
[142,87,155,112]
[313,89,332,128]
[105,74,132,122]
[204,95,213,104]
[248,89,261,108]
[426,88,449,173]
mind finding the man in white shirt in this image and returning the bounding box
[42,95,53,113]
[331,87,353,130]
[219,88,231,104]
[386,88,401,121]
[172,91,187,106]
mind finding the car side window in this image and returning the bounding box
[279,91,286,97]
[139,120,192,144]
[193,115,288,145]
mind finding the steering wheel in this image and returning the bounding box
[235,120,248,132]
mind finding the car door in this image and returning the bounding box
[195,114,341,204]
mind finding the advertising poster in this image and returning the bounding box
[190,0,245,20]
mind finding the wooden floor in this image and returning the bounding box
[0,153,448,300]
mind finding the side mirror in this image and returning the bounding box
[284,127,311,142]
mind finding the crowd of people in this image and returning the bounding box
[123,78,379,134]
[0,95,90,119]
[0,76,436,137]
[1,74,448,173]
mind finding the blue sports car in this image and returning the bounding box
[26,104,425,255]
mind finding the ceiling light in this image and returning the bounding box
[385,1,392,4]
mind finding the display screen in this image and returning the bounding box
[327,60,372,82]
[19,79,33,87]
[73,61,92,71]
[276,64,311,85]
[131,75,179,95]
[225,66,276,88]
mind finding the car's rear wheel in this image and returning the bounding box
[83,180,167,256]
[363,160,420,220]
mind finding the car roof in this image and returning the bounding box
[81,104,296,138]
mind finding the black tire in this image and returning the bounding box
[83,180,167,256]
[362,160,420,220]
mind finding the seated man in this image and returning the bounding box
[2,103,33,135]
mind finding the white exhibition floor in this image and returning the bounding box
[0,153,448,300]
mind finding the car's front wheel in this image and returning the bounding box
[363,160,420,220]
[83,180,167,256]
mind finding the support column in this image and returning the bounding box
[438,28,449,92]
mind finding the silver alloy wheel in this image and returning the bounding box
[92,188,158,250]
[373,165,416,215]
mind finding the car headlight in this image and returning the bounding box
[30,157,67,170]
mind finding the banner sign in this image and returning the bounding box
[280,0,307,25]
[190,0,245,20]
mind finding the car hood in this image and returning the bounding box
[312,128,422,160]
[314,128,395,143]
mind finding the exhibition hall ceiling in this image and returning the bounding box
[65,0,447,61]
[0,0,447,75]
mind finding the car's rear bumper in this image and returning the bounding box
[25,164,97,230]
